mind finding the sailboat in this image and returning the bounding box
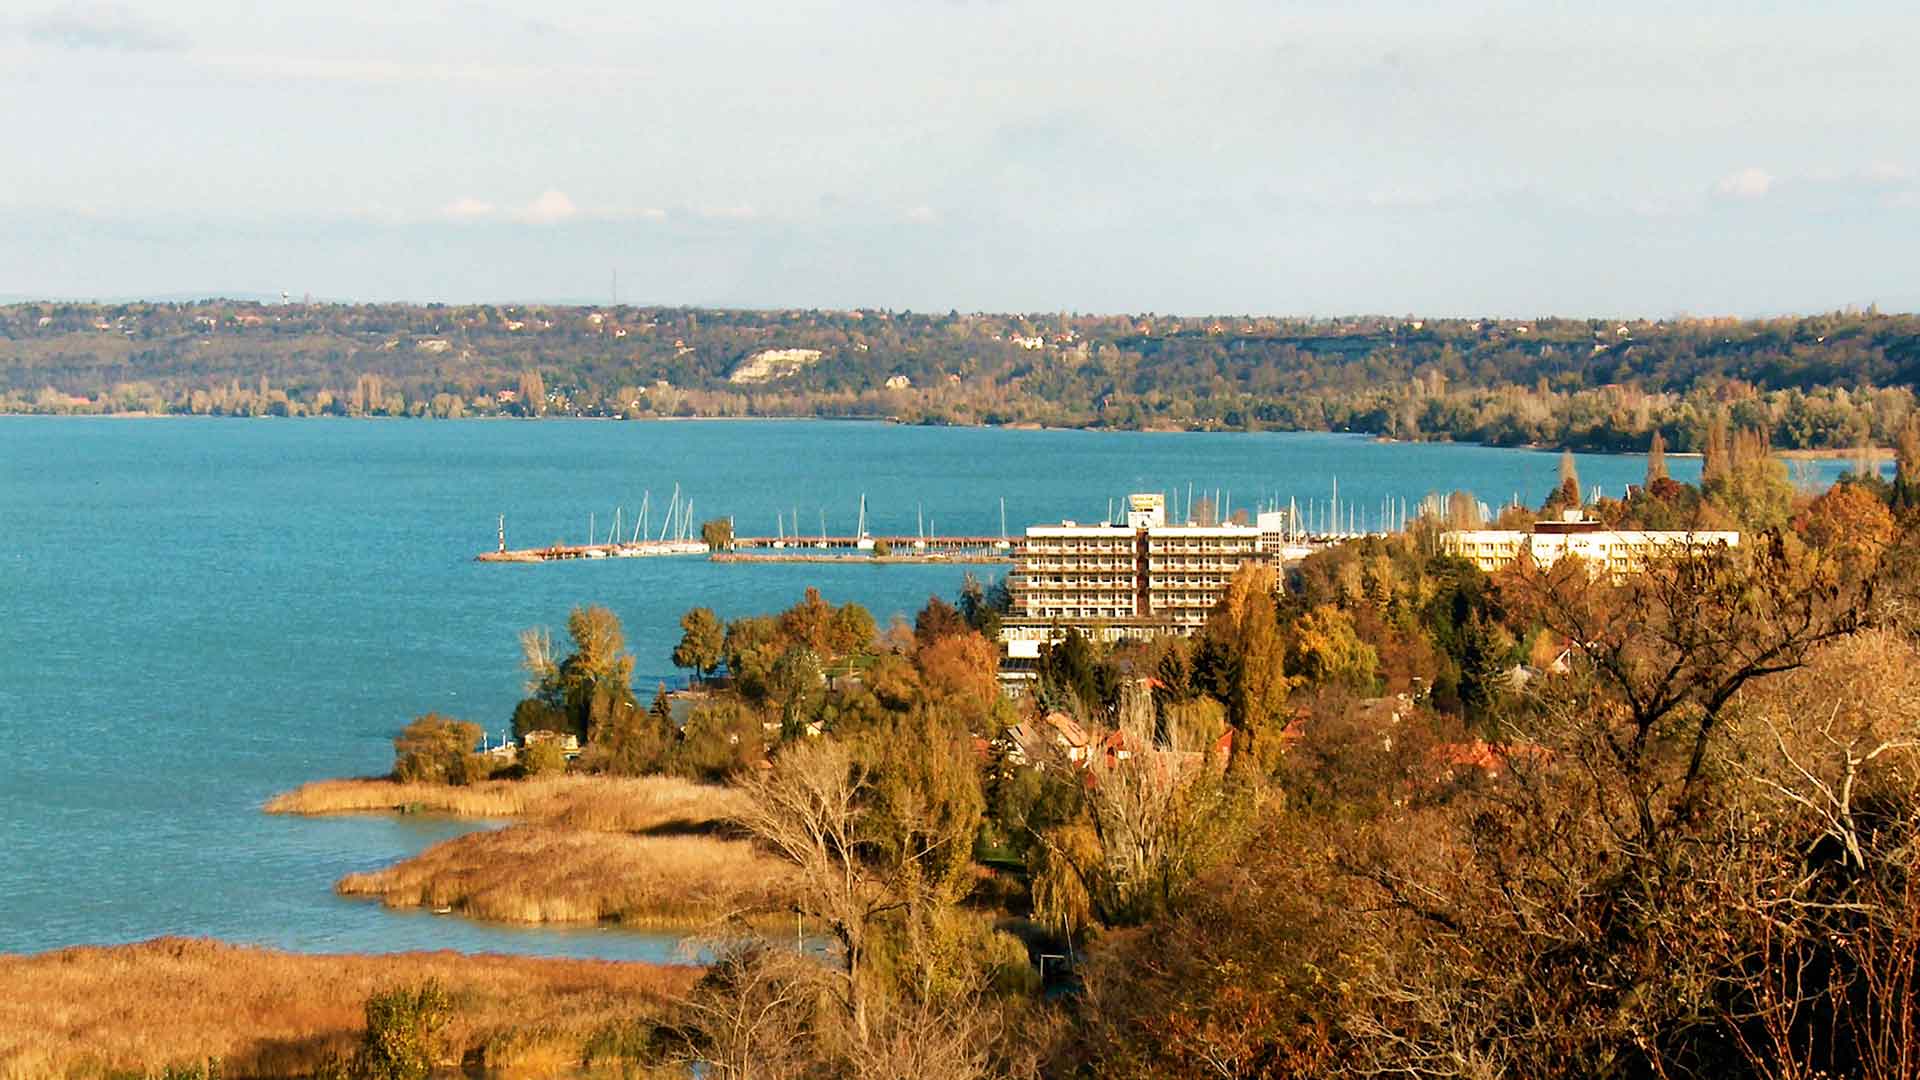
[855,494,875,551]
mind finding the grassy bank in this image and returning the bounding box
[269,774,796,929]
[0,937,696,1079]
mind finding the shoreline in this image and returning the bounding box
[2,411,1894,464]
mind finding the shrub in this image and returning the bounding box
[520,737,567,777]
[392,714,483,785]
[356,980,451,1080]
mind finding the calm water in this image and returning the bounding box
[0,418,1858,959]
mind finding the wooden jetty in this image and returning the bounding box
[729,534,1009,554]
[480,535,1011,564]
[477,539,708,563]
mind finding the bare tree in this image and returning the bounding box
[733,739,894,1041]
[674,939,829,1080]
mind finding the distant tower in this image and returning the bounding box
[498,514,506,554]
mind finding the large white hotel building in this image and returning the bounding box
[1001,494,1292,660]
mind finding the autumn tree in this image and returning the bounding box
[914,595,969,649]
[1705,425,1795,532]
[1500,535,1866,825]
[516,369,545,415]
[1895,414,1920,514]
[1795,481,1896,578]
[1196,563,1295,775]
[1646,428,1668,485]
[392,713,484,785]
[1287,604,1379,691]
[672,606,726,683]
[517,605,638,741]
[1552,448,1582,510]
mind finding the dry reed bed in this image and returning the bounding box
[337,826,798,926]
[271,774,789,928]
[265,774,751,834]
[0,936,697,1079]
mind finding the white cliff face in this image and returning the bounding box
[728,348,824,384]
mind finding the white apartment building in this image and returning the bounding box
[1003,493,1268,659]
[1442,510,1740,575]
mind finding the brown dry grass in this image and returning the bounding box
[0,936,697,1079]
[338,826,798,927]
[273,773,794,929]
[265,774,750,834]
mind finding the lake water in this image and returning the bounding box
[0,418,1862,959]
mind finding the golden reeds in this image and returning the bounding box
[335,826,796,927]
[270,774,789,929]
[0,937,696,1079]
[265,773,747,833]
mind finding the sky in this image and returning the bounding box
[1,0,1917,315]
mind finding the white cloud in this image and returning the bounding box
[697,204,758,220]
[440,196,497,220]
[1713,166,1774,200]
[905,205,937,223]
[431,193,668,225]
[518,190,578,224]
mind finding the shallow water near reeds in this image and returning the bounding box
[0,417,1869,959]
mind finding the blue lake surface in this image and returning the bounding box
[0,417,1864,959]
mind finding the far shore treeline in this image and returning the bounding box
[4,301,1920,451]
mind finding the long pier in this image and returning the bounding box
[477,535,1012,563]
[477,539,709,563]
[732,534,1008,553]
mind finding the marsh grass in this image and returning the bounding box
[0,937,695,1079]
[264,774,749,834]
[271,774,789,928]
[336,826,798,926]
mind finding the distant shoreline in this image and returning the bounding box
[0,411,1892,463]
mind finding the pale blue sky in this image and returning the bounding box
[2,1,1916,314]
